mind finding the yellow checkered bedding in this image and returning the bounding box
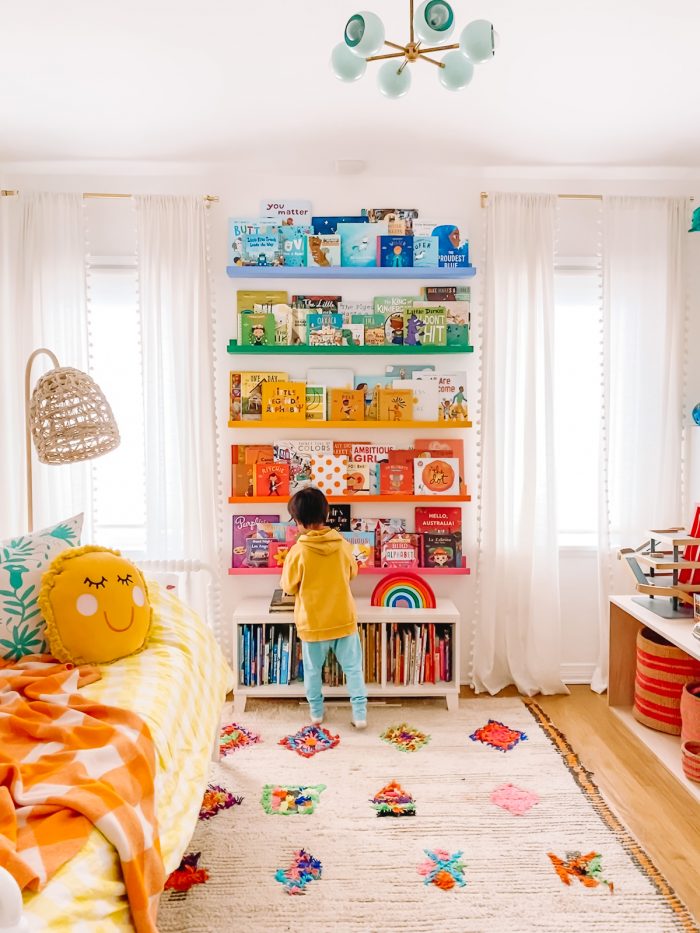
[21,582,233,932]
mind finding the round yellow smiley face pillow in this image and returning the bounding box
[39,545,152,664]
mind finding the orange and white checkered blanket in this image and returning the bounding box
[0,656,165,932]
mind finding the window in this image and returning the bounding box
[554,263,601,547]
[87,262,147,556]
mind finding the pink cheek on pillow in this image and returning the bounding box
[132,586,145,607]
[76,594,99,617]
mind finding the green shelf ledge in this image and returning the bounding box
[226,265,476,280]
[227,341,473,355]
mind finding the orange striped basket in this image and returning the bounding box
[681,741,700,782]
[633,627,700,735]
[680,681,700,743]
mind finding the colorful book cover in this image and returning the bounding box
[328,387,364,421]
[305,234,340,268]
[242,231,279,266]
[414,506,463,534]
[292,295,342,309]
[274,439,333,491]
[342,321,365,347]
[307,367,354,388]
[350,442,395,494]
[305,385,326,421]
[241,371,288,420]
[414,299,469,347]
[378,387,414,422]
[230,372,242,422]
[377,235,414,268]
[362,313,385,347]
[391,378,440,422]
[261,200,312,223]
[430,224,470,268]
[240,444,274,495]
[254,461,290,497]
[415,373,468,422]
[374,296,416,344]
[261,381,306,421]
[228,217,276,266]
[413,458,461,496]
[333,440,362,459]
[379,462,413,495]
[307,312,343,347]
[413,236,439,267]
[387,447,423,468]
[310,454,348,495]
[237,289,288,315]
[268,540,292,569]
[240,311,276,347]
[422,286,471,302]
[422,533,458,568]
[345,462,371,495]
[341,531,375,567]
[312,216,368,236]
[255,302,291,345]
[338,300,374,322]
[288,306,307,345]
[403,310,428,346]
[384,364,435,379]
[409,306,447,346]
[267,521,295,541]
[361,208,419,235]
[279,225,311,266]
[232,513,279,568]
[381,532,420,568]
[350,517,407,566]
[337,221,379,267]
[327,503,351,531]
[414,439,466,494]
[354,375,393,418]
[244,537,271,568]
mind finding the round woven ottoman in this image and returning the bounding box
[633,627,700,735]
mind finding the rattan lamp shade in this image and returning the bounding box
[29,366,120,465]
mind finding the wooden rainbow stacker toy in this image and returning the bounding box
[619,524,700,617]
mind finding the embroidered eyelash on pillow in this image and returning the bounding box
[38,545,152,664]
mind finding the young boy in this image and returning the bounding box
[280,486,367,728]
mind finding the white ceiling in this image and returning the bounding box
[2,0,698,169]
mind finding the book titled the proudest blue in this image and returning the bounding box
[377,235,414,268]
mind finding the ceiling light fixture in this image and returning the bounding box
[331,1,498,98]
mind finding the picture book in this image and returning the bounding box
[362,313,385,346]
[413,457,461,496]
[328,387,364,421]
[308,312,343,347]
[349,442,395,494]
[413,236,439,267]
[387,447,423,468]
[354,375,393,418]
[261,381,306,421]
[378,387,415,423]
[374,296,416,344]
[414,506,462,534]
[268,540,292,569]
[341,531,375,567]
[327,503,351,531]
[381,532,420,569]
[256,302,291,345]
[239,444,274,495]
[415,373,468,422]
[253,461,290,498]
[242,231,279,266]
[385,364,435,379]
[310,454,348,495]
[337,221,381,267]
[244,537,271,568]
[305,385,326,421]
[237,289,288,315]
[228,217,276,266]
[279,225,311,266]
[392,378,440,421]
[269,587,296,611]
[261,200,312,223]
[345,462,371,495]
[338,300,373,322]
[312,216,368,236]
[422,285,471,302]
[402,310,427,346]
[288,306,307,345]
[414,439,466,494]
[292,295,341,309]
[274,439,333,491]
[240,312,275,347]
[414,299,470,347]
[350,517,407,566]
[342,320,365,347]
[241,372,288,420]
[379,461,413,496]
[266,521,295,541]
[307,367,354,388]
[408,306,447,346]
[361,208,419,235]
[377,235,414,268]
[230,372,242,422]
[422,533,459,568]
[411,220,441,237]
[232,513,279,568]
[305,234,341,268]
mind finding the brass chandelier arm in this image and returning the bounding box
[366,50,408,62]
[418,53,446,67]
[415,42,460,54]
[384,40,407,51]
[410,0,414,43]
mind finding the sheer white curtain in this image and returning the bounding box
[592,197,688,691]
[473,192,567,695]
[134,195,219,572]
[0,192,91,538]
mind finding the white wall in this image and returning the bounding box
[3,162,698,683]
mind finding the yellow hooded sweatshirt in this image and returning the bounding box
[280,527,358,642]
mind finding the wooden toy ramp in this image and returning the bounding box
[619,527,700,608]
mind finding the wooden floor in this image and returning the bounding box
[462,684,700,919]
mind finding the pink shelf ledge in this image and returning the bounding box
[229,564,470,576]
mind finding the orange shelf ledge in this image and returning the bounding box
[228,419,472,430]
[229,494,471,504]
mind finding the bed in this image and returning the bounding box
[1,579,232,932]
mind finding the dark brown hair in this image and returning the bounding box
[288,486,329,527]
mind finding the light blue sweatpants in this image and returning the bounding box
[301,633,367,720]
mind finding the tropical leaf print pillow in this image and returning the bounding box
[0,514,83,661]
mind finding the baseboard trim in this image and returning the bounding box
[561,662,595,684]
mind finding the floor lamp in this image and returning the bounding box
[25,348,120,532]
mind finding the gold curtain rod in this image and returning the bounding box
[480,191,693,208]
[1,189,219,202]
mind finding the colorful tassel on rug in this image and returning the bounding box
[275,849,323,895]
[164,852,209,893]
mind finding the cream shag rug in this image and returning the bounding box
[158,699,698,933]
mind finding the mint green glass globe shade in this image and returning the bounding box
[377,60,411,99]
[459,19,496,63]
[413,0,455,44]
[344,11,385,58]
[331,42,367,81]
[439,50,474,90]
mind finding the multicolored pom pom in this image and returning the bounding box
[278,724,340,758]
[219,721,261,757]
[469,719,527,752]
[380,723,430,753]
[275,848,323,895]
[164,851,209,893]
[370,780,416,817]
[548,851,615,893]
[199,784,243,821]
[417,849,467,891]
[261,784,326,815]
